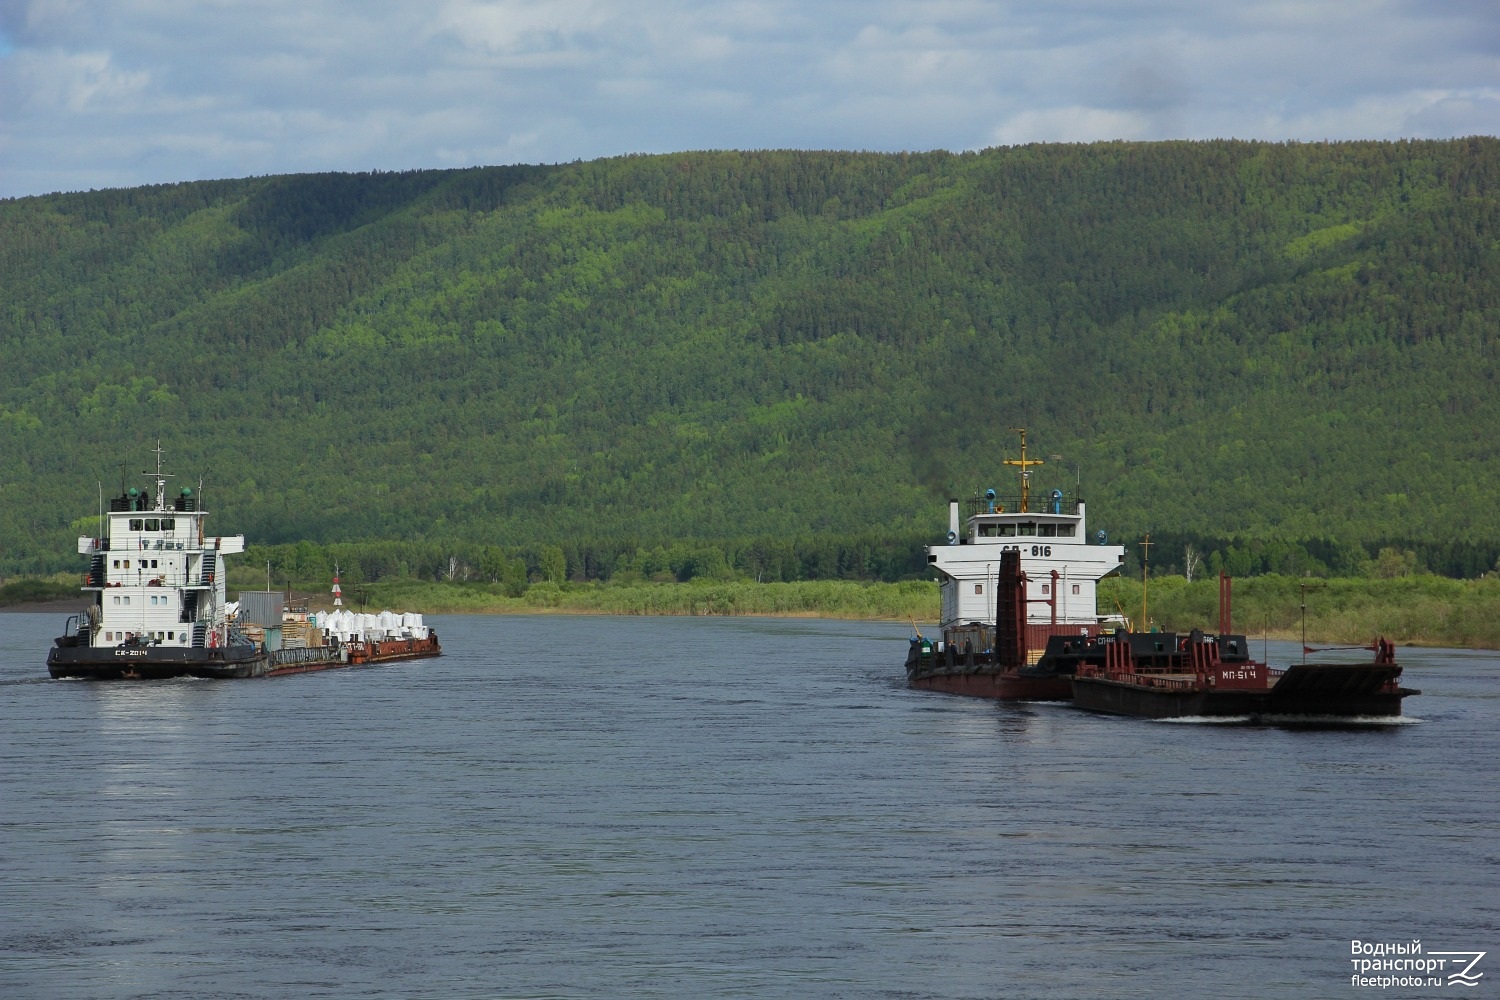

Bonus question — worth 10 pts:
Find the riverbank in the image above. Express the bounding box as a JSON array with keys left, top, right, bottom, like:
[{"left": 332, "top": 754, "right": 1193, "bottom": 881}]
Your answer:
[
  {"left": 10, "top": 574, "right": 1500, "bottom": 649},
  {"left": 288, "top": 578, "right": 938, "bottom": 622},
  {"left": 1101, "top": 573, "right": 1500, "bottom": 650}
]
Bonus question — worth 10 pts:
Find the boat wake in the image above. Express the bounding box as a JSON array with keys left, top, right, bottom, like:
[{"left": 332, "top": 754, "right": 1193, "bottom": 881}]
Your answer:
[
  {"left": 1156, "top": 713, "right": 1423, "bottom": 727},
  {"left": 1256, "top": 713, "right": 1423, "bottom": 727}
]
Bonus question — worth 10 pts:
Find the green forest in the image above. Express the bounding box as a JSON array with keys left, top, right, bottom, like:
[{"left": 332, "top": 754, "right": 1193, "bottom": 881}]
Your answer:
[{"left": 2, "top": 139, "right": 1497, "bottom": 587}]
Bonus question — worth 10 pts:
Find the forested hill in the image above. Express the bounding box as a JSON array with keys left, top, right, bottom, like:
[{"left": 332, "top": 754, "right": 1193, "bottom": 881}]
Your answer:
[{"left": 2, "top": 139, "right": 1498, "bottom": 580}]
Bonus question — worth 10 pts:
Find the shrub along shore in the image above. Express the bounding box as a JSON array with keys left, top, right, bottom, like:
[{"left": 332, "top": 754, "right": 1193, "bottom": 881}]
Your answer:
[
  {"left": 254, "top": 573, "right": 1500, "bottom": 649},
  {"left": 8, "top": 573, "right": 1500, "bottom": 649}
]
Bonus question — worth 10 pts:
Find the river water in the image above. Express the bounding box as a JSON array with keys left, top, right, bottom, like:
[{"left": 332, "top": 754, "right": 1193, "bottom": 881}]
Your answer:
[{"left": 1, "top": 612, "right": 1494, "bottom": 999}]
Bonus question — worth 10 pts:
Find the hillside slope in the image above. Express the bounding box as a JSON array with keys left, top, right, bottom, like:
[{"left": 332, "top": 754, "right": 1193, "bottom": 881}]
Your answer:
[{"left": 1, "top": 140, "right": 1497, "bottom": 577}]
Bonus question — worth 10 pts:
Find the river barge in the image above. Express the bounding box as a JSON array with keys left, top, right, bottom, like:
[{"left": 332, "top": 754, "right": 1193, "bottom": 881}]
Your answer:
[
  {"left": 47, "top": 444, "right": 440, "bottom": 680},
  {"left": 906, "top": 430, "right": 1126, "bottom": 699},
  {"left": 1038, "top": 574, "right": 1418, "bottom": 720}
]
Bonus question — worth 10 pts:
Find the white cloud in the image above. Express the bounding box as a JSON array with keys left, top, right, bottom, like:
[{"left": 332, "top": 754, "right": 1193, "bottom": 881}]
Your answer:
[
  {"left": 11, "top": 48, "right": 151, "bottom": 113},
  {"left": 991, "top": 106, "right": 1153, "bottom": 146}
]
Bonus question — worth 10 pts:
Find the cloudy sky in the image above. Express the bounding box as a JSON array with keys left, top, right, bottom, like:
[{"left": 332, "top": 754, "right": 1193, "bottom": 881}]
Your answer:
[{"left": 1, "top": 0, "right": 1496, "bottom": 199}]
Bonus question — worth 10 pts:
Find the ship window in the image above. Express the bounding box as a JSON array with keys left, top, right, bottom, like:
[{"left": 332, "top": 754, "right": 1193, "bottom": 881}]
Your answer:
[
  {"left": 1072, "top": 584, "right": 1081, "bottom": 595},
  {"left": 112, "top": 596, "right": 120, "bottom": 605},
  {"left": 150, "top": 560, "right": 158, "bottom": 568},
  {"left": 145, "top": 519, "right": 159, "bottom": 531},
  {"left": 998, "top": 525, "right": 1016, "bottom": 536},
  {"left": 1042, "top": 584, "right": 1051, "bottom": 595},
  {"left": 130, "top": 519, "right": 143, "bottom": 530},
  {"left": 1018, "top": 523, "right": 1036, "bottom": 536},
  {"left": 123, "top": 560, "right": 130, "bottom": 569},
  {"left": 1039, "top": 524, "right": 1056, "bottom": 537},
  {"left": 978, "top": 524, "right": 997, "bottom": 537},
  {"left": 974, "top": 584, "right": 983, "bottom": 595},
  {"left": 106, "top": 631, "right": 113, "bottom": 641},
  {"left": 113, "top": 559, "right": 120, "bottom": 568},
  {"left": 161, "top": 518, "right": 174, "bottom": 531},
  {"left": 168, "top": 632, "right": 175, "bottom": 641},
  {"left": 1057, "top": 525, "right": 1075, "bottom": 537}
]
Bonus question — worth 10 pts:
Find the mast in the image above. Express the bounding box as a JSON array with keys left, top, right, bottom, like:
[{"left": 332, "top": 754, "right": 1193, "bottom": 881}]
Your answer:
[
  {"left": 143, "top": 439, "right": 173, "bottom": 512},
  {"left": 1139, "top": 533, "right": 1153, "bottom": 630},
  {"left": 1003, "top": 427, "right": 1044, "bottom": 513}
]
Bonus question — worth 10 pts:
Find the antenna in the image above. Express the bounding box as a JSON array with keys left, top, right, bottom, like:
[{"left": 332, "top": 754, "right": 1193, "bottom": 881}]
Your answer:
[
  {"left": 140, "top": 439, "right": 173, "bottom": 512},
  {"left": 1139, "top": 533, "right": 1153, "bottom": 631}
]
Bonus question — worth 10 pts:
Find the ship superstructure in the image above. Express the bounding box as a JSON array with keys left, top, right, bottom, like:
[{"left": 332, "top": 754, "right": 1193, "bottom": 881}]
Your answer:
[
  {"left": 925, "top": 431, "right": 1126, "bottom": 649},
  {"left": 79, "top": 445, "right": 239, "bottom": 651}
]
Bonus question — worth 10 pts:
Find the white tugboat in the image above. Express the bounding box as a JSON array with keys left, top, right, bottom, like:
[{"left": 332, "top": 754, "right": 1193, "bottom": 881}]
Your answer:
[
  {"left": 907, "top": 430, "right": 1128, "bottom": 699},
  {"left": 47, "top": 444, "right": 440, "bottom": 679},
  {"left": 48, "top": 444, "right": 267, "bottom": 679}
]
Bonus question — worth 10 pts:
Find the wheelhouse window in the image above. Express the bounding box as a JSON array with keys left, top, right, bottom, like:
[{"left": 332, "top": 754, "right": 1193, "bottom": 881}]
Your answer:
[
  {"left": 1058, "top": 525, "right": 1076, "bottom": 537},
  {"left": 1039, "top": 524, "right": 1057, "bottom": 537},
  {"left": 144, "top": 519, "right": 159, "bottom": 531},
  {"left": 1018, "top": 523, "right": 1036, "bottom": 536},
  {"left": 129, "top": 519, "right": 143, "bottom": 530},
  {"left": 998, "top": 525, "right": 1016, "bottom": 537}
]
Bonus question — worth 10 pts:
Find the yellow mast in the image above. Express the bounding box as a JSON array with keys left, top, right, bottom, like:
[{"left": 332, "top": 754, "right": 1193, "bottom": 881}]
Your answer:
[{"left": 1003, "top": 427, "right": 1044, "bottom": 513}]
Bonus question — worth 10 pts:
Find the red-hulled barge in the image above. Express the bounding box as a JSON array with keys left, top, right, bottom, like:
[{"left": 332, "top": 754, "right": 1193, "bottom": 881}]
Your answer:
[
  {"left": 264, "top": 633, "right": 443, "bottom": 676},
  {"left": 1037, "top": 573, "right": 1419, "bottom": 720}
]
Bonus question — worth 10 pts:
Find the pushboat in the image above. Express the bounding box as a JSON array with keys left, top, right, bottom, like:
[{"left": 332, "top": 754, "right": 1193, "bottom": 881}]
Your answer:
[
  {"left": 47, "top": 443, "right": 439, "bottom": 679},
  {"left": 904, "top": 430, "right": 1126, "bottom": 699}
]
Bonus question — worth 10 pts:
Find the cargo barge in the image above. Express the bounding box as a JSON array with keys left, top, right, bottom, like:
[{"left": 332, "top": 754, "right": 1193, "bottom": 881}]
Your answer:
[
  {"left": 906, "top": 430, "right": 1126, "bottom": 699},
  {"left": 47, "top": 444, "right": 440, "bottom": 680},
  {"left": 1025, "top": 567, "right": 1417, "bottom": 720}
]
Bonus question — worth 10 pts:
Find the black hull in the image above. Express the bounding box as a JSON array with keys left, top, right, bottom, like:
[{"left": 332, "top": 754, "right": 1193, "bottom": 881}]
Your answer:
[
  {"left": 47, "top": 636, "right": 442, "bottom": 680},
  {"left": 47, "top": 644, "right": 271, "bottom": 680},
  {"left": 1072, "top": 662, "right": 1417, "bottom": 720}
]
